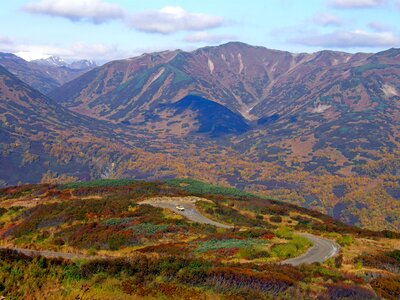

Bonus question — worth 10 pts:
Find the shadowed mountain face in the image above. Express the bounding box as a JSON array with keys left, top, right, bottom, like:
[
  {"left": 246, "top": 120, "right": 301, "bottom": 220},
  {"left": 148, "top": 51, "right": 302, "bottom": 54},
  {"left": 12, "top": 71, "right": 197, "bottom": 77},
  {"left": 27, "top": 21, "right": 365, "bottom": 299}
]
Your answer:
[
  {"left": 0, "top": 53, "right": 96, "bottom": 94},
  {"left": 157, "top": 95, "right": 249, "bottom": 137}
]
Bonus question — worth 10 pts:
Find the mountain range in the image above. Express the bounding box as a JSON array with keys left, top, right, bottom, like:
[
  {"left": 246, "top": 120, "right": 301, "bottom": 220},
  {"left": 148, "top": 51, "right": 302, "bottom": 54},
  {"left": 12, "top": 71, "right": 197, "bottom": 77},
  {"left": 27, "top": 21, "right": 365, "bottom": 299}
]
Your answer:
[
  {"left": 0, "top": 53, "right": 97, "bottom": 94},
  {"left": 0, "top": 42, "right": 399, "bottom": 231},
  {"left": 32, "top": 55, "right": 96, "bottom": 70}
]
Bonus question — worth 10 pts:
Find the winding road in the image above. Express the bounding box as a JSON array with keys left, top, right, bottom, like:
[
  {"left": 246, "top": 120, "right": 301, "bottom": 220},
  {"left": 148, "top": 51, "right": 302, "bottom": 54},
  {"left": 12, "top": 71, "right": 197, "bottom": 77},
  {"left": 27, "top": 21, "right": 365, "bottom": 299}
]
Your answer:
[
  {"left": 1, "top": 197, "right": 339, "bottom": 265},
  {"left": 282, "top": 233, "right": 340, "bottom": 266},
  {"left": 142, "top": 197, "right": 340, "bottom": 265},
  {"left": 140, "top": 196, "right": 233, "bottom": 229}
]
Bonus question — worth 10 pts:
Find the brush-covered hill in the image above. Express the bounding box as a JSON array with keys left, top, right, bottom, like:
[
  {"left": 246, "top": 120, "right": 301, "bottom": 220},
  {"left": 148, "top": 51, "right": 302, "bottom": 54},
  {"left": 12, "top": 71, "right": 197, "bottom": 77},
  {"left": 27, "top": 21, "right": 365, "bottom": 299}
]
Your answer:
[{"left": 0, "top": 179, "right": 399, "bottom": 299}]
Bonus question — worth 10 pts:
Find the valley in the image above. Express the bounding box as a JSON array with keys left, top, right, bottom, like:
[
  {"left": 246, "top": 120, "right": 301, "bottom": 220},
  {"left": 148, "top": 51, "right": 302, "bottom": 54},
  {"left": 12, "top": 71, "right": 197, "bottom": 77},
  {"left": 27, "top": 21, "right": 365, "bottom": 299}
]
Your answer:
[{"left": 0, "top": 43, "right": 399, "bottom": 232}]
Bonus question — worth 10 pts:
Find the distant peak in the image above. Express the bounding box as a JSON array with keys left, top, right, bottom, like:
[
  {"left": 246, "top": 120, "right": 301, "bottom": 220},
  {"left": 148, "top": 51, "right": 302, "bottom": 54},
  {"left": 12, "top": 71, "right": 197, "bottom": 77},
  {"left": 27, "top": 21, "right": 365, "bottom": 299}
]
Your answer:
[
  {"left": 32, "top": 56, "right": 68, "bottom": 67},
  {"left": 48, "top": 56, "right": 65, "bottom": 62},
  {"left": 70, "top": 59, "right": 97, "bottom": 70},
  {"left": 31, "top": 56, "right": 97, "bottom": 70}
]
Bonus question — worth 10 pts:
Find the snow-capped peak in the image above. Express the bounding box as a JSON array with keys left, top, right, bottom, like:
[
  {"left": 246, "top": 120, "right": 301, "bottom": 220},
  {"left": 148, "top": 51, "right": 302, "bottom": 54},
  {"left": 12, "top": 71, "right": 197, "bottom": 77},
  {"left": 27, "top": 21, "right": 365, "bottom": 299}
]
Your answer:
[
  {"left": 32, "top": 56, "right": 68, "bottom": 67},
  {"left": 70, "top": 59, "right": 97, "bottom": 70},
  {"left": 31, "top": 56, "right": 97, "bottom": 70}
]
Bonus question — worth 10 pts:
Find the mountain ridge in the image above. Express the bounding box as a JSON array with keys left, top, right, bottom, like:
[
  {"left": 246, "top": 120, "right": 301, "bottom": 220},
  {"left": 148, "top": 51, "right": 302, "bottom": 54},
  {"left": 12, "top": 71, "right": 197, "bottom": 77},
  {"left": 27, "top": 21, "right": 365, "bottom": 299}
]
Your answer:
[
  {"left": 49, "top": 42, "right": 380, "bottom": 121},
  {"left": 32, "top": 55, "right": 97, "bottom": 70},
  {"left": 0, "top": 53, "right": 97, "bottom": 94}
]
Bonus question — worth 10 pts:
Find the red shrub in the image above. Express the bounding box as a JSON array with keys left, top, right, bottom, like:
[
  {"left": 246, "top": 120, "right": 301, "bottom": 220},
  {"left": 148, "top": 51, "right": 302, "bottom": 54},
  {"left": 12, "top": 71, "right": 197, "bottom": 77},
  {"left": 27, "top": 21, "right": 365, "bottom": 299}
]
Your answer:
[
  {"left": 370, "top": 276, "right": 400, "bottom": 300},
  {"left": 324, "top": 283, "right": 378, "bottom": 300},
  {"left": 261, "top": 233, "right": 275, "bottom": 240},
  {"left": 208, "top": 267, "right": 294, "bottom": 294},
  {"left": 216, "top": 248, "right": 240, "bottom": 257},
  {"left": 136, "top": 243, "right": 189, "bottom": 255}
]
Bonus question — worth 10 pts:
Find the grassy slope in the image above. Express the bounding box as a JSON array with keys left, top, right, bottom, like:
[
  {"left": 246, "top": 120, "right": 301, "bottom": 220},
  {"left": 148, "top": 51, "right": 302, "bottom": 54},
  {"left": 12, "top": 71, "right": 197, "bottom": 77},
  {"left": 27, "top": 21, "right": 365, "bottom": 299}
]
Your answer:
[{"left": 0, "top": 179, "right": 399, "bottom": 299}]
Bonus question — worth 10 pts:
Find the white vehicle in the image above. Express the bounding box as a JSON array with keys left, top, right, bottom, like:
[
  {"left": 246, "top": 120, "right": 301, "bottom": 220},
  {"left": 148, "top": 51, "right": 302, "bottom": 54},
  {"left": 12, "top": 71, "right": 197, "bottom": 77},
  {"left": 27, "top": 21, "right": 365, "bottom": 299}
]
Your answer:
[{"left": 176, "top": 205, "right": 185, "bottom": 211}]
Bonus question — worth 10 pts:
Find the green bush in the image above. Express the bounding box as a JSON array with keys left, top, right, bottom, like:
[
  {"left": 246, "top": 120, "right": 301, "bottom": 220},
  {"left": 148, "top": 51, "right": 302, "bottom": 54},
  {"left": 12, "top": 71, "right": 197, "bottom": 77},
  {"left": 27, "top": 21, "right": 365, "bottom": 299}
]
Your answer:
[
  {"left": 269, "top": 215, "right": 282, "bottom": 223},
  {"left": 166, "top": 178, "right": 259, "bottom": 198},
  {"left": 59, "top": 179, "right": 137, "bottom": 190},
  {"left": 271, "top": 243, "right": 298, "bottom": 258},
  {"left": 336, "top": 235, "right": 353, "bottom": 247},
  {"left": 238, "top": 245, "right": 270, "bottom": 260},
  {"left": 176, "top": 260, "right": 211, "bottom": 284},
  {"left": 102, "top": 217, "right": 135, "bottom": 226},
  {"left": 63, "top": 264, "right": 81, "bottom": 281},
  {"left": 275, "top": 226, "right": 293, "bottom": 239},
  {"left": 271, "top": 235, "right": 313, "bottom": 259},
  {"left": 0, "top": 207, "right": 7, "bottom": 217},
  {"left": 127, "top": 223, "right": 168, "bottom": 235},
  {"left": 292, "top": 235, "right": 313, "bottom": 248},
  {"left": 196, "top": 239, "right": 263, "bottom": 253},
  {"left": 387, "top": 250, "right": 400, "bottom": 262}
]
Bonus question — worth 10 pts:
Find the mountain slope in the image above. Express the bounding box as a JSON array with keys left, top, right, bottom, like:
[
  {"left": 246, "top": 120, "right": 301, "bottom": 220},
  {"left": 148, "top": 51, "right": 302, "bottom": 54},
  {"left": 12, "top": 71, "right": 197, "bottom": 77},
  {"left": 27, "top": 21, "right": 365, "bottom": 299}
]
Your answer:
[
  {"left": 0, "top": 65, "right": 132, "bottom": 185},
  {"left": 0, "top": 53, "right": 96, "bottom": 94},
  {"left": 1, "top": 179, "right": 398, "bottom": 299},
  {"left": 0, "top": 53, "right": 60, "bottom": 94}
]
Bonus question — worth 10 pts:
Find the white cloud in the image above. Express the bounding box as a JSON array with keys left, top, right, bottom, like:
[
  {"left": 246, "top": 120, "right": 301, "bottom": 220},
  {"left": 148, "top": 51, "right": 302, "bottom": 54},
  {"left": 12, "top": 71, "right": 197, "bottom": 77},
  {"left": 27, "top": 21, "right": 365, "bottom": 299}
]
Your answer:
[
  {"left": 290, "top": 29, "right": 400, "bottom": 48},
  {"left": 15, "top": 51, "right": 52, "bottom": 61},
  {"left": 23, "top": 0, "right": 125, "bottom": 24},
  {"left": 1, "top": 41, "right": 123, "bottom": 62},
  {"left": 329, "top": 0, "right": 385, "bottom": 8},
  {"left": 183, "top": 32, "right": 236, "bottom": 44},
  {"left": 22, "top": 3, "right": 225, "bottom": 35},
  {"left": 312, "top": 13, "right": 342, "bottom": 27},
  {"left": 368, "top": 21, "right": 392, "bottom": 32},
  {"left": 128, "top": 6, "right": 224, "bottom": 34},
  {"left": 69, "top": 41, "right": 119, "bottom": 58},
  {"left": 0, "top": 35, "right": 13, "bottom": 45}
]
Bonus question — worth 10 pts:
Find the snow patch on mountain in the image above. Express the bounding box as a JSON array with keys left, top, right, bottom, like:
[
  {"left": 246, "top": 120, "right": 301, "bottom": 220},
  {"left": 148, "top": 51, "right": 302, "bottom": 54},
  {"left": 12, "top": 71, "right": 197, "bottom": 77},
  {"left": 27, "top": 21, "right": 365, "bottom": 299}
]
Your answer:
[
  {"left": 382, "top": 84, "right": 398, "bottom": 97},
  {"left": 312, "top": 104, "right": 331, "bottom": 113},
  {"left": 208, "top": 58, "right": 214, "bottom": 74}
]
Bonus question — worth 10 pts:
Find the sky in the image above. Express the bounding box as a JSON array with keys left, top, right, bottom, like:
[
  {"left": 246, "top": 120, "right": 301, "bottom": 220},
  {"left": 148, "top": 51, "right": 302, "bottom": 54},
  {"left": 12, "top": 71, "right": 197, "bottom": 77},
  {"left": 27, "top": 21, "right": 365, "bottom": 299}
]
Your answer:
[{"left": 0, "top": 0, "right": 400, "bottom": 63}]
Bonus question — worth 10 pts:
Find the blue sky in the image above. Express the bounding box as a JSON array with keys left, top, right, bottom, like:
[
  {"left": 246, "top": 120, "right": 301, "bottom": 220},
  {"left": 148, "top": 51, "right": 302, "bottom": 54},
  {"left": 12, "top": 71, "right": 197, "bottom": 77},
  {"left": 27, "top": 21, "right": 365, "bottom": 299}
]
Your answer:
[{"left": 0, "top": 0, "right": 399, "bottom": 62}]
